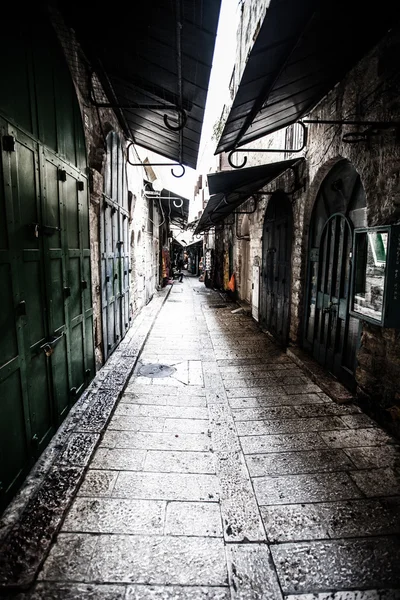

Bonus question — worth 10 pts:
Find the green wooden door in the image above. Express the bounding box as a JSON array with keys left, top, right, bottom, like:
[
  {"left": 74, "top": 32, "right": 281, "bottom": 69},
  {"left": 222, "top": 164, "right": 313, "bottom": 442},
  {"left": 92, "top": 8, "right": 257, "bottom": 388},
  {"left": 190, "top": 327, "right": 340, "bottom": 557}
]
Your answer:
[
  {"left": 0, "top": 13, "right": 94, "bottom": 510},
  {"left": 101, "top": 132, "right": 130, "bottom": 360},
  {"left": 0, "top": 119, "right": 94, "bottom": 510}
]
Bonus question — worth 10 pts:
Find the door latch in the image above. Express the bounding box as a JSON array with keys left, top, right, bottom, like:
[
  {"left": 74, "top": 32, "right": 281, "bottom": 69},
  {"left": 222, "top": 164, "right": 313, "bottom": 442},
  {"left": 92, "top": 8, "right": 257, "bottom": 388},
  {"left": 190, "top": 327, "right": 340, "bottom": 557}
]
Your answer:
[
  {"left": 40, "top": 332, "right": 64, "bottom": 356},
  {"left": 323, "top": 301, "right": 338, "bottom": 314}
]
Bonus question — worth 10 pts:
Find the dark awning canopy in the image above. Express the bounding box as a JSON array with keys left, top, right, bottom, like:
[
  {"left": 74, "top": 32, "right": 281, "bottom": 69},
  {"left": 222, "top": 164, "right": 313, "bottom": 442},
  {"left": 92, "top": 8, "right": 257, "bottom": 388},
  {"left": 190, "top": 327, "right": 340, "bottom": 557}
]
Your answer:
[
  {"left": 160, "top": 189, "right": 189, "bottom": 228},
  {"left": 58, "top": 1, "right": 221, "bottom": 169},
  {"left": 216, "top": 0, "right": 399, "bottom": 154},
  {"left": 194, "top": 159, "right": 297, "bottom": 233}
]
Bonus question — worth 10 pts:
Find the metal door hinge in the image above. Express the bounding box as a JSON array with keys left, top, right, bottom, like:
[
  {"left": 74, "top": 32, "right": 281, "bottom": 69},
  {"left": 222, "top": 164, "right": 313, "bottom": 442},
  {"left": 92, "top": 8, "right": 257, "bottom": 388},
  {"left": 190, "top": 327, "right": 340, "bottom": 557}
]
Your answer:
[
  {"left": 77, "top": 181, "right": 84, "bottom": 191},
  {"left": 31, "top": 434, "right": 39, "bottom": 447},
  {"left": 63, "top": 287, "right": 71, "bottom": 297},
  {"left": 2, "top": 135, "right": 15, "bottom": 152},
  {"left": 58, "top": 169, "right": 67, "bottom": 182},
  {"left": 81, "top": 280, "right": 88, "bottom": 289},
  {"left": 85, "top": 369, "right": 91, "bottom": 377}
]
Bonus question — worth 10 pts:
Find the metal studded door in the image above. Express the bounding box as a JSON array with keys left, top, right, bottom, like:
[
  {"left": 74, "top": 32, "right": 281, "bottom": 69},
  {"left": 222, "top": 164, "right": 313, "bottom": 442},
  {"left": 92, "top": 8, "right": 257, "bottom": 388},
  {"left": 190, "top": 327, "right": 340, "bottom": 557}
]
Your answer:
[
  {"left": 101, "top": 132, "right": 130, "bottom": 360},
  {"left": 0, "top": 14, "right": 94, "bottom": 510},
  {"left": 310, "top": 214, "right": 353, "bottom": 383},
  {"left": 304, "top": 160, "right": 367, "bottom": 389},
  {"left": 260, "top": 192, "right": 293, "bottom": 345}
]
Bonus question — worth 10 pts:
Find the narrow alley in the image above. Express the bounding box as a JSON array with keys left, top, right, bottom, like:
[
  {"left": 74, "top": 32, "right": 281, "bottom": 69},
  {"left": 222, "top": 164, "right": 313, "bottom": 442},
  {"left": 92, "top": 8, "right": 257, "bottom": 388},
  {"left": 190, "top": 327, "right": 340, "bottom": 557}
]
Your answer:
[{"left": 11, "top": 276, "right": 400, "bottom": 599}]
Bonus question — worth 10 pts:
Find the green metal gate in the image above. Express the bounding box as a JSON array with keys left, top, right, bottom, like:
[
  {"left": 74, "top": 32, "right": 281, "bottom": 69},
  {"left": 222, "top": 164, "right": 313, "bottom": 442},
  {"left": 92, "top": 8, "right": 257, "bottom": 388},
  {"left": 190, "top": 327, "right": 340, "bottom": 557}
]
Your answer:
[
  {"left": 101, "top": 132, "right": 130, "bottom": 360},
  {"left": 0, "top": 15, "right": 94, "bottom": 510}
]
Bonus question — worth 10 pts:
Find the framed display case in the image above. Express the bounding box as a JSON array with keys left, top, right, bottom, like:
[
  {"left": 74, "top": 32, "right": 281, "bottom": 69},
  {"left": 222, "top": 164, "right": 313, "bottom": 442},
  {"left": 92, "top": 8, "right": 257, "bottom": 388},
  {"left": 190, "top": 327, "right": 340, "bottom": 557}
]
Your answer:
[{"left": 350, "top": 225, "right": 400, "bottom": 327}]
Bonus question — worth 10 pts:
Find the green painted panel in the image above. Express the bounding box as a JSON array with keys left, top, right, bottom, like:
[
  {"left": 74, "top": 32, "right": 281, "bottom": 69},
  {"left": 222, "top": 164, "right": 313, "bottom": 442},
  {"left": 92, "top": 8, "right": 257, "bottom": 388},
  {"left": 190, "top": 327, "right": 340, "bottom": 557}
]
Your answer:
[
  {"left": 28, "top": 352, "right": 51, "bottom": 448},
  {"left": 44, "top": 160, "right": 62, "bottom": 248},
  {"left": 68, "top": 256, "right": 82, "bottom": 320},
  {"left": 0, "top": 31, "right": 32, "bottom": 133},
  {"left": 65, "top": 174, "right": 79, "bottom": 249},
  {"left": 23, "top": 261, "right": 45, "bottom": 347},
  {"left": 52, "top": 334, "right": 70, "bottom": 419},
  {"left": 54, "top": 60, "right": 76, "bottom": 165},
  {"left": 0, "top": 370, "right": 28, "bottom": 496},
  {"left": 85, "top": 315, "right": 95, "bottom": 380},
  {"left": 83, "top": 257, "right": 92, "bottom": 310},
  {"left": 0, "top": 264, "right": 18, "bottom": 367},
  {"left": 50, "top": 258, "right": 65, "bottom": 331},
  {"left": 34, "top": 38, "right": 57, "bottom": 153},
  {"left": 15, "top": 141, "right": 39, "bottom": 250},
  {"left": 0, "top": 152, "right": 7, "bottom": 250},
  {"left": 80, "top": 186, "right": 89, "bottom": 250},
  {"left": 70, "top": 323, "right": 84, "bottom": 391}
]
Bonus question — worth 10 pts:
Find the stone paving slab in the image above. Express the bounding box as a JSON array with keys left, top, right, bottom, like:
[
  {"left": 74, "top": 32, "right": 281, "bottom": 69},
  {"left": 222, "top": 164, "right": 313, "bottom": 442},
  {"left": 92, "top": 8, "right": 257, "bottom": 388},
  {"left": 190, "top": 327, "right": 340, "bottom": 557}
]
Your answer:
[
  {"left": 125, "top": 586, "right": 231, "bottom": 599},
  {"left": 245, "top": 449, "right": 354, "bottom": 477},
  {"left": 271, "top": 537, "right": 400, "bottom": 593},
  {"left": 349, "top": 467, "right": 400, "bottom": 497},
  {"left": 120, "top": 393, "right": 207, "bottom": 407},
  {"left": 226, "top": 543, "right": 283, "bottom": 599},
  {"left": 261, "top": 498, "right": 400, "bottom": 542},
  {"left": 124, "top": 384, "right": 206, "bottom": 396},
  {"left": 343, "top": 445, "right": 400, "bottom": 469},
  {"left": 253, "top": 471, "right": 362, "bottom": 505},
  {"left": 62, "top": 497, "right": 166, "bottom": 534},
  {"left": 99, "top": 431, "right": 211, "bottom": 452},
  {"left": 293, "top": 403, "right": 362, "bottom": 417},
  {"left": 165, "top": 501, "right": 222, "bottom": 537},
  {"left": 39, "top": 533, "right": 228, "bottom": 586},
  {"left": 240, "top": 432, "right": 329, "bottom": 454},
  {"left": 111, "top": 471, "right": 219, "bottom": 502},
  {"left": 232, "top": 406, "right": 296, "bottom": 420},
  {"left": 16, "top": 582, "right": 127, "bottom": 600},
  {"left": 143, "top": 451, "right": 215, "bottom": 474},
  {"left": 90, "top": 448, "right": 146, "bottom": 471},
  {"left": 285, "top": 591, "right": 400, "bottom": 600},
  {"left": 320, "top": 428, "right": 398, "bottom": 448},
  {"left": 107, "top": 416, "right": 165, "bottom": 432},
  {"left": 114, "top": 404, "right": 208, "bottom": 420},
  {"left": 229, "top": 394, "right": 328, "bottom": 408},
  {"left": 235, "top": 416, "right": 347, "bottom": 436}
]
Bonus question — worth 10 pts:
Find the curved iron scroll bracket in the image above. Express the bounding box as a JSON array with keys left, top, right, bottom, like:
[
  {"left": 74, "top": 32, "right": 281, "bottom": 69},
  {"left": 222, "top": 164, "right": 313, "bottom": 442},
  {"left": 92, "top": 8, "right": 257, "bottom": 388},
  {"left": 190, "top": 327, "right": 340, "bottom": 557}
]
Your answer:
[
  {"left": 90, "top": 74, "right": 187, "bottom": 133},
  {"left": 228, "top": 122, "right": 308, "bottom": 169},
  {"left": 127, "top": 143, "right": 185, "bottom": 178}
]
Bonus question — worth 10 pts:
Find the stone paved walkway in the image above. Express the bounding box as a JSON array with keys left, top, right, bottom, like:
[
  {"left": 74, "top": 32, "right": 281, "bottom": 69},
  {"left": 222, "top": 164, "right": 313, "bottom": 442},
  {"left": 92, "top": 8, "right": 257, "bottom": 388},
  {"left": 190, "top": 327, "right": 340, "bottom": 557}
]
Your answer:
[{"left": 18, "top": 277, "right": 400, "bottom": 599}]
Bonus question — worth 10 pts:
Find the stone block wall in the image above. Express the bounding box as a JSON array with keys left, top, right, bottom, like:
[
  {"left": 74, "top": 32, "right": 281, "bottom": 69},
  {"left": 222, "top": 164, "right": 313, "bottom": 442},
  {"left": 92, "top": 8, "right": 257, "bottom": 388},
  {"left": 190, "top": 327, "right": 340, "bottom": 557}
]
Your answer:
[
  {"left": 218, "top": 17, "right": 400, "bottom": 434},
  {"left": 51, "top": 9, "right": 160, "bottom": 367}
]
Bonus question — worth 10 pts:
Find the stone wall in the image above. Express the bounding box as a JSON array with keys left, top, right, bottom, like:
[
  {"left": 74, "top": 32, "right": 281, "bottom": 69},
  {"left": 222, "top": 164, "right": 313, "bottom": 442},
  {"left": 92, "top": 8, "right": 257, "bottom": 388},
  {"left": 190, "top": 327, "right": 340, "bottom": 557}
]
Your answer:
[
  {"left": 218, "top": 14, "right": 400, "bottom": 434},
  {"left": 51, "top": 10, "right": 161, "bottom": 367}
]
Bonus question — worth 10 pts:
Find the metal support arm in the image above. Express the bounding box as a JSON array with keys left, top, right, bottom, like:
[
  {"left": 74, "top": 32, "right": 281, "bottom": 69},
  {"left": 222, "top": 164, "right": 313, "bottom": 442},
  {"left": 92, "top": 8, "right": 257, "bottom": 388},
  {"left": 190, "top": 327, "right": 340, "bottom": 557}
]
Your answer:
[
  {"left": 127, "top": 143, "right": 185, "bottom": 178},
  {"left": 228, "top": 122, "right": 308, "bottom": 168}
]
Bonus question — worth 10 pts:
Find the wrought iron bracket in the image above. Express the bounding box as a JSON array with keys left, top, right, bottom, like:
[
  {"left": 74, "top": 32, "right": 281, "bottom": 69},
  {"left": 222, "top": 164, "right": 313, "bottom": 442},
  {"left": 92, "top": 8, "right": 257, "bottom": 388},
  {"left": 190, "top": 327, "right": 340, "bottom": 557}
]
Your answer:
[
  {"left": 127, "top": 143, "right": 185, "bottom": 178},
  {"left": 301, "top": 119, "right": 400, "bottom": 144},
  {"left": 233, "top": 196, "right": 258, "bottom": 215},
  {"left": 89, "top": 75, "right": 187, "bottom": 132},
  {"left": 228, "top": 122, "right": 308, "bottom": 168}
]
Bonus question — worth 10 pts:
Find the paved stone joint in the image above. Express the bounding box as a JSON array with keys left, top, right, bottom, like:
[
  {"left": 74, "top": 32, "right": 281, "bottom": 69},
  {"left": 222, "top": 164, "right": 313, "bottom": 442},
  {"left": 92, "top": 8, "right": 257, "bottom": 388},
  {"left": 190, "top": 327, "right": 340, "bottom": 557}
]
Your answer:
[{"left": 3, "top": 278, "right": 400, "bottom": 599}]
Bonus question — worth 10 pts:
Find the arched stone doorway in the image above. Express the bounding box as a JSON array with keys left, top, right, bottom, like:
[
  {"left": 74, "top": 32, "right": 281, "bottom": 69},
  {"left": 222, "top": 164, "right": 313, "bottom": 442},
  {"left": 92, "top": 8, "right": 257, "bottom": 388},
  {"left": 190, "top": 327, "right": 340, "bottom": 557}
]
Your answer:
[
  {"left": 239, "top": 215, "right": 251, "bottom": 303},
  {"left": 304, "top": 159, "right": 367, "bottom": 389},
  {"left": 260, "top": 191, "right": 293, "bottom": 345}
]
